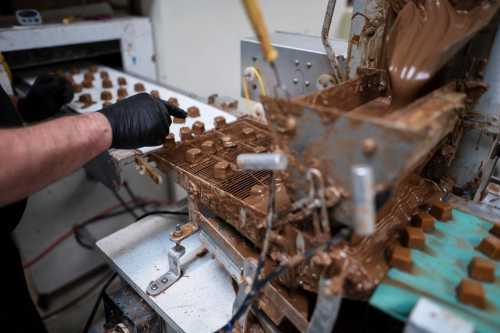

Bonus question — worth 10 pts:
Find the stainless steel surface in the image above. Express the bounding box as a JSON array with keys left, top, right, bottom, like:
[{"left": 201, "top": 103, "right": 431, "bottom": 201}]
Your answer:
[
  {"left": 307, "top": 278, "right": 342, "bottom": 333},
  {"left": 449, "top": 24, "right": 500, "bottom": 189},
  {"left": 96, "top": 214, "right": 236, "bottom": 333},
  {"left": 404, "top": 298, "right": 474, "bottom": 333},
  {"left": 241, "top": 31, "right": 347, "bottom": 100},
  {"left": 146, "top": 243, "right": 186, "bottom": 296}
]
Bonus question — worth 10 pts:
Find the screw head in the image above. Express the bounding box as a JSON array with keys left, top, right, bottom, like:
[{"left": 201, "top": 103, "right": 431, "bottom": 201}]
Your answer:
[
  {"left": 151, "top": 283, "right": 158, "bottom": 290},
  {"left": 294, "top": 59, "right": 300, "bottom": 66},
  {"left": 305, "top": 81, "right": 310, "bottom": 87},
  {"left": 306, "top": 62, "right": 312, "bottom": 68},
  {"left": 293, "top": 78, "right": 299, "bottom": 84},
  {"left": 161, "top": 277, "right": 168, "bottom": 283}
]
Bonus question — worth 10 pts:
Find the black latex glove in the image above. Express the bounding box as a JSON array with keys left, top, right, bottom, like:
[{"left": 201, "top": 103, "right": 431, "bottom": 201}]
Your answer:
[
  {"left": 99, "top": 93, "right": 187, "bottom": 149},
  {"left": 18, "top": 74, "right": 74, "bottom": 123}
]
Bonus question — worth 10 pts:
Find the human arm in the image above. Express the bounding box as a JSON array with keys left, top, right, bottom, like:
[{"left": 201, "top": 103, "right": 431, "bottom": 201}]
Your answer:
[
  {"left": 0, "top": 93, "right": 186, "bottom": 205},
  {"left": 0, "top": 112, "right": 111, "bottom": 204}
]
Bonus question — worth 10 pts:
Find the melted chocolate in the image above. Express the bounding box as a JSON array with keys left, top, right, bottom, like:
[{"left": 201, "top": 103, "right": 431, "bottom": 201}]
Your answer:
[{"left": 386, "top": 0, "right": 499, "bottom": 106}]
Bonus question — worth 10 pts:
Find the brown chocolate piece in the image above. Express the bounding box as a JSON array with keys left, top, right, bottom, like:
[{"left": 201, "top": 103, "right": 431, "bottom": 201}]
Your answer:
[
  {"left": 490, "top": 224, "right": 500, "bottom": 238},
  {"left": 101, "top": 91, "right": 112, "bottom": 101},
  {"left": 117, "top": 88, "right": 128, "bottom": 98},
  {"left": 82, "top": 80, "right": 93, "bottom": 89},
  {"left": 100, "top": 70, "right": 109, "bottom": 79},
  {"left": 244, "top": 185, "right": 268, "bottom": 211},
  {"left": 477, "top": 236, "right": 500, "bottom": 260},
  {"left": 220, "top": 135, "right": 236, "bottom": 148},
  {"left": 402, "top": 227, "right": 425, "bottom": 250},
  {"left": 192, "top": 121, "right": 205, "bottom": 135},
  {"left": 456, "top": 278, "right": 486, "bottom": 309},
  {"left": 468, "top": 257, "right": 495, "bottom": 282},
  {"left": 187, "top": 106, "right": 200, "bottom": 118},
  {"left": 151, "top": 90, "right": 160, "bottom": 98},
  {"left": 84, "top": 72, "right": 95, "bottom": 81},
  {"left": 429, "top": 202, "right": 453, "bottom": 221},
  {"left": 389, "top": 245, "right": 412, "bottom": 272},
  {"left": 172, "top": 117, "right": 185, "bottom": 124},
  {"left": 242, "top": 127, "right": 255, "bottom": 137},
  {"left": 102, "top": 102, "right": 112, "bottom": 108},
  {"left": 167, "top": 97, "right": 179, "bottom": 107},
  {"left": 117, "top": 77, "right": 127, "bottom": 86},
  {"left": 201, "top": 140, "right": 215, "bottom": 154},
  {"left": 79, "top": 93, "right": 92, "bottom": 104},
  {"left": 185, "top": 148, "right": 202, "bottom": 163},
  {"left": 88, "top": 64, "right": 98, "bottom": 73},
  {"left": 179, "top": 127, "right": 192, "bottom": 141},
  {"left": 72, "top": 83, "right": 82, "bottom": 93},
  {"left": 214, "top": 161, "right": 230, "bottom": 179},
  {"left": 102, "top": 79, "right": 113, "bottom": 88},
  {"left": 253, "top": 146, "right": 266, "bottom": 153},
  {"left": 134, "top": 83, "right": 145, "bottom": 92},
  {"left": 70, "top": 67, "right": 80, "bottom": 74},
  {"left": 163, "top": 133, "right": 176, "bottom": 150},
  {"left": 411, "top": 212, "right": 435, "bottom": 232},
  {"left": 214, "top": 116, "right": 226, "bottom": 129}
]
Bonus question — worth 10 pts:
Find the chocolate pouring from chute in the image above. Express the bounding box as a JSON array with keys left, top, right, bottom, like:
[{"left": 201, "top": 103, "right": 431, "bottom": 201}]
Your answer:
[{"left": 386, "top": 0, "right": 500, "bottom": 107}]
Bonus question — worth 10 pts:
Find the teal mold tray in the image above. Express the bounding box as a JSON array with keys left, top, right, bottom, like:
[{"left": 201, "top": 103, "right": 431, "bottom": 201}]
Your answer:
[{"left": 370, "top": 209, "right": 500, "bottom": 332}]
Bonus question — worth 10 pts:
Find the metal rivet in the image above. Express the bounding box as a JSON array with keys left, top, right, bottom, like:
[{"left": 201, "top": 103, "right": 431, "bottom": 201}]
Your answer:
[
  {"left": 306, "top": 62, "right": 312, "bottom": 68},
  {"left": 305, "top": 81, "right": 310, "bottom": 87},
  {"left": 293, "top": 78, "right": 299, "bottom": 84},
  {"left": 294, "top": 59, "right": 300, "bottom": 66},
  {"left": 161, "top": 277, "right": 168, "bottom": 283},
  {"left": 151, "top": 283, "right": 158, "bottom": 290}
]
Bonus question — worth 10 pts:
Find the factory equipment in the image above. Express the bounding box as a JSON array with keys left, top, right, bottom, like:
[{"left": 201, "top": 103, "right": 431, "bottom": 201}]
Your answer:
[{"left": 94, "top": 1, "right": 500, "bottom": 332}]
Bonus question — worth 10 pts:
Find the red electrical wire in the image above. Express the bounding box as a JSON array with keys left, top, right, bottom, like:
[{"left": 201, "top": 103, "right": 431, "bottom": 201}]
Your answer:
[{"left": 22, "top": 198, "right": 168, "bottom": 269}]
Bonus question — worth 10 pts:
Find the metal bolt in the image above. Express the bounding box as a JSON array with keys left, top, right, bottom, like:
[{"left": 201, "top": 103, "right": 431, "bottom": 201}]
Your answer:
[
  {"left": 305, "top": 81, "right": 310, "bottom": 87},
  {"left": 151, "top": 283, "right": 158, "bottom": 290},
  {"left": 362, "top": 138, "right": 377, "bottom": 156},
  {"left": 161, "top": 277, "right": 168, "bottom": 283},
  {"left": 306, "top": 62, "right": 312, "bottom": 68},
  {"left": 293, "top": 78, "right": 299, "bottom": 84},
  {"left": 173, "top": 224, "right": 182, "bottom": 237},
  {"left": 294, "top": 59, "right": 300, "bottom": 66}
]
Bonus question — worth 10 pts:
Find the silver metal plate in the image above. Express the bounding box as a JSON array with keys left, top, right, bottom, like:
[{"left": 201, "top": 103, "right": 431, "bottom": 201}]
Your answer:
[{"left": 96, "top": 214, "right": 236, "bottom": 333}]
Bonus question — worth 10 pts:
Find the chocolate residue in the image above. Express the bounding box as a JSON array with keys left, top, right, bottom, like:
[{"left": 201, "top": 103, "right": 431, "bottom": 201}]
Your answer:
[{"left": 386, "top": 0, "right": 499, "bottom": 107}]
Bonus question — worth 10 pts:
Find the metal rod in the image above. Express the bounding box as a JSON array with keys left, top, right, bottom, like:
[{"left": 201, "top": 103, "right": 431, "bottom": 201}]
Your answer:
[{"left": 351, "top": 165, "right": 375, "bottom": 236}]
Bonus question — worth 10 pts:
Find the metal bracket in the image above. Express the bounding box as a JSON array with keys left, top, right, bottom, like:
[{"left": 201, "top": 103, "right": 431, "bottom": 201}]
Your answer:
[{"left": 146, "top": 243, "right": 185, "bottom": 296}]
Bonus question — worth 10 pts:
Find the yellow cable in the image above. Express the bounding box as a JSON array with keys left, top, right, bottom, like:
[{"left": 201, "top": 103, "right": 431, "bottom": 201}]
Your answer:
[
  {"left": 251, "top": 67, "right": 267, "bottom": 97},
  {"left": 242, "top": 66, "right": 267, "bottom": 99},
  {"left": 242, "top": 76, "right": 251, "bottom": 100}
]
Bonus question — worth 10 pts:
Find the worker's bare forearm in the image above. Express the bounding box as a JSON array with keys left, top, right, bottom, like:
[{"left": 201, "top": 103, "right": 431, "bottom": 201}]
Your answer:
[{"left": 0, "top": 113, "right": 112, "bottom": 204}]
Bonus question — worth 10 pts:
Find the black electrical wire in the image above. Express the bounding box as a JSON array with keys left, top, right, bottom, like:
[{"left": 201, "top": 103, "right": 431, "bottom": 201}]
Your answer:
[
  {"left": 220, "top": 228, "right": 350, "bottom": 332},
  {"left": 123, "top": 181, "right": 148, "bottom": 214},
  {"left": 110, "top": 187, "right": 139, "bottom": 219},
  {"left": 82, "top": 273, "right": 118, "bottom": 333},
  {"left": 135, "top": 210, "right": 189, "bottom": 221},
  {"left": 41, "top": 271, "right": 112, "bottom": 321}
]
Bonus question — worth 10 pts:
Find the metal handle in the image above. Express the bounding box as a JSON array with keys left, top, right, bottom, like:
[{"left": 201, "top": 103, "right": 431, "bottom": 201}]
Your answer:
[
  {"left": 241, "top": 0, "right": 278, "bottom": 63},
  {"left": 237, "top": 153, "right": 288, "bottom": 171}
]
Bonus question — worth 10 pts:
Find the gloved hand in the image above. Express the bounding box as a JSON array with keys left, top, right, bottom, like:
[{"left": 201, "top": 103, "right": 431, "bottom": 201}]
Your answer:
[
  {"left": 17, "top": 74, "right": 74, "bottom": 123},
  {"left": 99, "top": 93, "right": 187, "bottom": 149}
]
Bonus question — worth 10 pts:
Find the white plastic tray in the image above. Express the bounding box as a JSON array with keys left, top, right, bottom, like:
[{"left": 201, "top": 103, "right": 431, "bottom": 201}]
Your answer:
[{"left": 25, "top": 65, "right": 236, "bottom": 154}]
